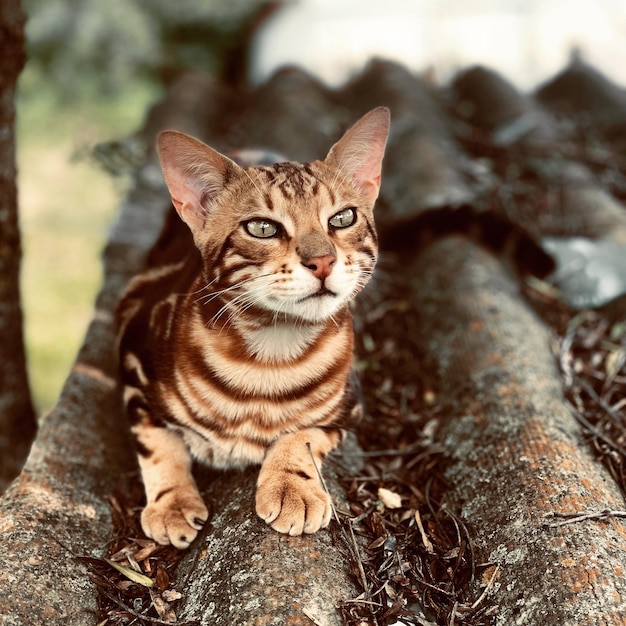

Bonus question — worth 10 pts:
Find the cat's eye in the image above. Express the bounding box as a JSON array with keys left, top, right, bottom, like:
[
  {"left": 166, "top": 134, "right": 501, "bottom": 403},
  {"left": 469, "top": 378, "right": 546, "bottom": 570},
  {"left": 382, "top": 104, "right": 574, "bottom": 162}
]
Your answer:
[
  {"left": 245, "top": 219, "right": 280, "bottom": 238},
  {"left": 329, "top": 208, "right": 356, "bottom": 229}
]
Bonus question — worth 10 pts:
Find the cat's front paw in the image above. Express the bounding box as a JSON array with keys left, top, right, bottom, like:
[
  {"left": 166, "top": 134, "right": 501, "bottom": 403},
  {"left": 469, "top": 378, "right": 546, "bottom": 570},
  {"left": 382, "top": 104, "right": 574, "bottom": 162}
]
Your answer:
[
  {"left": 141, "top": 489, "right": 209, "bottom": 549},
  {"left": 255, "top": 465, "right": 332, "bottom": 535}
]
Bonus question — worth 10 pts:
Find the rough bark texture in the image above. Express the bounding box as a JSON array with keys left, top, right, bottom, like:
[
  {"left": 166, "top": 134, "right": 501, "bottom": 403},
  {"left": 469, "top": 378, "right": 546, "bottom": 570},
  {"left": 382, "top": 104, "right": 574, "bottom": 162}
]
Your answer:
[
  {"left": 0, "top": 0, "right": 37, "bottom": 493},
  {"left": 451, "top": 64, "right": 626, "bottom": 242},
  {"left": 176, "top": 448, "right": 362, "bottom": 626},
  {"left": 227, "top": 66, "right": 344, "bottom": 163},
  {"left": 345, "top": 59, "right": 473, "bottom": 228},
  {"left": 407, "top": 237, "right": 626, "bottom": 624}
]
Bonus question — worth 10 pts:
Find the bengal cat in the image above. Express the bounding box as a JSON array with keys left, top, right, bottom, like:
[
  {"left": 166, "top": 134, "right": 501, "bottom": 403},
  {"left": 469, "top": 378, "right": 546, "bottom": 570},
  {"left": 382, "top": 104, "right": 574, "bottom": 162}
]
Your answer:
[{"left": 116, "top": 107, "right": 390, "bottom": 549}]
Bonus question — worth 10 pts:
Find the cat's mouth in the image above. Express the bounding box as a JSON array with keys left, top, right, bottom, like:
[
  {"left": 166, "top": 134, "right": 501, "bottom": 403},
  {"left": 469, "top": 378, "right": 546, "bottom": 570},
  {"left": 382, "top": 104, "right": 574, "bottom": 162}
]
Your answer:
[{"left": 301, "top": 287, "right": 336, "bottom": 301}]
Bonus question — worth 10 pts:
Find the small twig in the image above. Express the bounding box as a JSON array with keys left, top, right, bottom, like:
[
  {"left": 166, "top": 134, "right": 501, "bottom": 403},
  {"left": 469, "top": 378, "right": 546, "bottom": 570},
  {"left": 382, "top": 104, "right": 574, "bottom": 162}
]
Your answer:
[
  {"left": 442, "top": 507, "right": 476, "bottom": 586},
  {"left": 471, "top": 565, "right": 500, "bottom": 610},
  {"left": 302, "top": 607, "right": 323, "bottom": 626},
  {"left": 543, "top": 509, "right": 626, "bottom": 528},
  {"left": 566, "top": 402, "right": 626, "bottom": 458},
  {"left": 354, "top": 443, "right": 428, "bottom": 458},
  {"left": 559, "top": 330, "right": 576, "bottom": 389},
  {"left": 576, "top": 375, "right": 626, "bottom": 425},
  {"left": 343, "top": 598, "right": 383, "bottom": 607},
  {"left": 306, "top": 442, "right": 341, "bottom": 526},
  {"left": 346, "top": 513, "right": 371, "bottom": 597},
  {"left": 306, "top": 442, "right": 370, "bottom": 597},
  {"left": 414, "top": 509, "right": 435, "bottom": 554},
  {"left": 448, "top": 600, "right": 458, "bottom": 626}
]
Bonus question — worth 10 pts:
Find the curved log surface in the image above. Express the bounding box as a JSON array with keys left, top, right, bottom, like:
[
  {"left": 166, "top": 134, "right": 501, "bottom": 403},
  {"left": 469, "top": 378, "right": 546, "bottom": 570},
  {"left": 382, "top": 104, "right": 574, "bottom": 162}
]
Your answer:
[{"left": 408, "top": 236, "right": 626, "bottom": 624}]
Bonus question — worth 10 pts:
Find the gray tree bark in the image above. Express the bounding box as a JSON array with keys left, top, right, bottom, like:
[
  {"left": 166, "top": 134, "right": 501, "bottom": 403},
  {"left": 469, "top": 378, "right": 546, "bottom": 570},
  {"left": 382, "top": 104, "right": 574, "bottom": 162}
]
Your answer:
[
  {"left": 175, "top": 452, "right": 362, "bottom": 625},
  {"left": 408, "top": 236, "right": 626, "bottom": 624},
  {"left": 0, "top": 0, "right": 37, "bottom": 492},
  {"left": 0, "top": 74, "right": 206, "bottom": 626}
]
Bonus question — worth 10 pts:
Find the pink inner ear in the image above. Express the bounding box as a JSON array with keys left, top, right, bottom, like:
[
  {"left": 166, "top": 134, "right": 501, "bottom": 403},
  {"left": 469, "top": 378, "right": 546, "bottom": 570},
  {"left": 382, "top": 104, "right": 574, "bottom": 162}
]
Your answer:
[
  {"left": 359, "top": 175, "right": 382, "bottom": 203},
  {"left": 327, "top": 107, "right": 390, "bottom": 202},
  {"left": 169, "top": 192, "right": 206, "bottom": 230},
  {"left": 352, "top": 149, "right": 385, "bottom": 194},
  {"left": 157, "top": 130, "right": 240, "bottom": 233}
]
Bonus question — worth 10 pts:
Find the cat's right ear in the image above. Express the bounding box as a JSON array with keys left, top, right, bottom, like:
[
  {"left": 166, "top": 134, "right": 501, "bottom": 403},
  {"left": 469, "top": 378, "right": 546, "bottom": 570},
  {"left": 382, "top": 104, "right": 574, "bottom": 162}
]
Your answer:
[
  {"left": 325, "top": 106, "right": 390, "bottom": 204},
  {"left": 157, "top": 131, "right": 241, "bottom": 231}
]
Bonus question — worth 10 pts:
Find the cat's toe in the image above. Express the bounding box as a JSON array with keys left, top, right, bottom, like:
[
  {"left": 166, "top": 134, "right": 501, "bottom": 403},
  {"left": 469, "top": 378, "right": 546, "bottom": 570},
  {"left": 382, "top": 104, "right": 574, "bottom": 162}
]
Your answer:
[
  {"left": 302, "top": 496, "right": 332, "bottom": 534},
  {"left": 141, "top": 492, "right": 209, "bottom": 549},
  {"left": 255, "top": 475, "right": 332, "bottom": 536}
]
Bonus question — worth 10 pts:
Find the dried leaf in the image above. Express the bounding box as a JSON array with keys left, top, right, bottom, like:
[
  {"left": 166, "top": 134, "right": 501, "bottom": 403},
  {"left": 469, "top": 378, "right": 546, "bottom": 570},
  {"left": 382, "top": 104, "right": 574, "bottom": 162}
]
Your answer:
[
  {"left": 423, "top": 389, "right": 436, "bottom": 406},
  {"left": 368, "top": 535, "right": 387, "bottom": 550},
  {"left": 155, "top": 564, "right": 170, "bottom": 593},
  {"left": 162, "top": 589, "right": 182, "bottom": 602},
  {"left": 480, "top": 564, "right": 500, "bottom": 586},
  {"left": 150, "top": 589, "right": 170, "bottom": 616},
  {"left": 134, "top": 542, "right": 158, "bottom": 562},
  {"left": 115, "top": 580, "right": 136, "bottom": 592},
  {"left": 384, "top": 580, "right": 397, "bottom": 600},
  {"left": 605, "top": 347, "right": 625, "bottom": 381},
  {"left": 443, "top": 547, "right": 460, "bottom": 560},
  {"left": 378, "top": 487, "right": 403, "bottom": 509},
  {"left": 414, "top": 510, "right": 435, "bottom": 554},
  {"left": 150, "top": 590, "right": 177, "bottom": 623},
  {"left": 104, "top": 558, "right": 154, "bottom": 588}
]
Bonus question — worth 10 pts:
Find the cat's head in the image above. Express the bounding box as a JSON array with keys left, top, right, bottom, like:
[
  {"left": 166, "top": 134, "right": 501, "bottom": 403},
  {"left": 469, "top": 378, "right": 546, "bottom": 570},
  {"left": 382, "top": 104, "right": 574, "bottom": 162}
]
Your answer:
[{"left": 157, "top": 107, "right": 390, "bottom": 323}]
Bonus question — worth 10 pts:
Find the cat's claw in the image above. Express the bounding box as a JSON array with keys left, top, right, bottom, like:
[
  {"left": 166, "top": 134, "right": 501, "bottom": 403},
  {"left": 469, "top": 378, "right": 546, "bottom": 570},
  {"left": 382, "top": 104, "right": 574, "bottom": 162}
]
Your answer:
[
  {"left": 255, "top": 470, "right": 332, "bottom": 536},
  {"left": 141, "top": 491, "right": 209, "bottom": 549}
]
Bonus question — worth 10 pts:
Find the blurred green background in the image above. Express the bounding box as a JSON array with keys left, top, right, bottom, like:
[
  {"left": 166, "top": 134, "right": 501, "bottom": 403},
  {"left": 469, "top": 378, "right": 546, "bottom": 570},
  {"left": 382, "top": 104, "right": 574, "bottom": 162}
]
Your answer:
[{"left": 17, "top": 0, "right": 270, "bottom": 413}]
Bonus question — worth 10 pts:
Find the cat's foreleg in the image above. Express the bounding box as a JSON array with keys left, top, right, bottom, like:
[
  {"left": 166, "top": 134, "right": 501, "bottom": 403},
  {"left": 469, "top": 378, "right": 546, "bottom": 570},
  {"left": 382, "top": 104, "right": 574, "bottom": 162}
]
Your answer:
[
  {"left": 132, "top": 422, "right": 209, "bottom": 549},
  {"left": 255, "top": 427, "right": 342, "bottom": 535}
]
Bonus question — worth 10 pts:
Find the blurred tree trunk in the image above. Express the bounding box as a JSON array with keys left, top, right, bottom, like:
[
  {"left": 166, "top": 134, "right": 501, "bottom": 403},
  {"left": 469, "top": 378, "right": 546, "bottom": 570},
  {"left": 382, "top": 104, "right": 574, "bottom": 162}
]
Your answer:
[{"left": 0, "top": 0, "right": 37, "bottom": 492}]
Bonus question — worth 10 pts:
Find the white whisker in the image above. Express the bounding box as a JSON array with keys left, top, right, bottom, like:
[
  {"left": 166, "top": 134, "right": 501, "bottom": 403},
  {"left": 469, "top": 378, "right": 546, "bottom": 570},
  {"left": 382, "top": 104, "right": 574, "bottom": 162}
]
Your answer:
[{"left": 197, "top": 272, "right": 275, "bottom": 306}]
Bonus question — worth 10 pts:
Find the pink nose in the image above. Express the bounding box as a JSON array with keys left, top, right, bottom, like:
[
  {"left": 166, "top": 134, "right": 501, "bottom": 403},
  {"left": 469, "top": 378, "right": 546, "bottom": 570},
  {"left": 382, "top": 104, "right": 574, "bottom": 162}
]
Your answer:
[{"left": 303, "top": 254, "right": 336, "bottom": 280}]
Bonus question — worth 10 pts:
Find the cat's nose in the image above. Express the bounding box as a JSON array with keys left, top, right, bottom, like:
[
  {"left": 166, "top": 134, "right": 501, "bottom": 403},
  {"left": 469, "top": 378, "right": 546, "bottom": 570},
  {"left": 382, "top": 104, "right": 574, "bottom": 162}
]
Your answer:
[{"left": 303, "top": 254, "right": 336, "bottom": 280}]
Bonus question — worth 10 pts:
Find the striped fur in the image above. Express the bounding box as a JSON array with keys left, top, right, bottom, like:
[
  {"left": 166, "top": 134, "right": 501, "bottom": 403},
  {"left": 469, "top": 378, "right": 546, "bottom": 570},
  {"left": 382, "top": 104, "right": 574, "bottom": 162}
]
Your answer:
[{"left": 117, "top": 107, "right": 390, "bottom": 548}]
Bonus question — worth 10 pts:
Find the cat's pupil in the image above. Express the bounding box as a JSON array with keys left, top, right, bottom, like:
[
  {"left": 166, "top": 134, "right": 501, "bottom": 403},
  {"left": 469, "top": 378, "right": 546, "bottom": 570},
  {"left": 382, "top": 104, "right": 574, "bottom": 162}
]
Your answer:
[
  {"left": 329, "top": 208, "right": 355, "bottom": 229},
  {"left": 245, "top": 219, "right": 279, "bottom": 238}
]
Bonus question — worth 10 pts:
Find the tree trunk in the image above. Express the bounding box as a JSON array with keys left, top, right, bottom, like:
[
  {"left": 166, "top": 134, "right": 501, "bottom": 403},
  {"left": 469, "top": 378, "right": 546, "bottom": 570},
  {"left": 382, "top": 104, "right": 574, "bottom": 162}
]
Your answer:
[
  {"left": 0, "top": 0, "right": 37, "bottom": 493},
  {"left": 175, "top": 451, "right": 363, "bottom": 626},
  {"left": 408, "top": 236, "right": 626, "bottom": 624}
]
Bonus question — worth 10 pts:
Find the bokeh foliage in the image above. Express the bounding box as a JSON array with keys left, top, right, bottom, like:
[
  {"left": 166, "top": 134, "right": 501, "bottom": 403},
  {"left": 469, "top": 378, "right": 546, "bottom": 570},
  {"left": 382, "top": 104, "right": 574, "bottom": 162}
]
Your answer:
[{"left": 22, "top": 0, "right": 272, "bottom": 99}]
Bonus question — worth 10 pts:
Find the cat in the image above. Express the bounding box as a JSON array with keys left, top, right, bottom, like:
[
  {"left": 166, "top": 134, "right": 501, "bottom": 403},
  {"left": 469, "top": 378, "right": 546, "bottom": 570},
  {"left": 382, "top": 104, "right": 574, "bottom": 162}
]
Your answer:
[{"left": 116, "top": 107, "right": 390, "bottom": 549}]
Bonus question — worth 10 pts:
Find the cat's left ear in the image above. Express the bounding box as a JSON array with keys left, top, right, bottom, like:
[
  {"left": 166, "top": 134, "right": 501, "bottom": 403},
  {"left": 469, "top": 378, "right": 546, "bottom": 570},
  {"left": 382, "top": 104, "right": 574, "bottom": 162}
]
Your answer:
[
  {"left": 157, "top": 131, "right": 242, "bottom": 232},
  {"left": 325, "top": 106, "right": 390, "bottom": 204}
]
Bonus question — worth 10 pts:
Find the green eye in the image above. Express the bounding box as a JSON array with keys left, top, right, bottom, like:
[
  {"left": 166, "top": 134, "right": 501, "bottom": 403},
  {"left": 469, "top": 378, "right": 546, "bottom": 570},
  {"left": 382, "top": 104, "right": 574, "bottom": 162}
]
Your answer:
[
  {"left": 245, "top": 219, "right": 279, "bottom": 238},
  {"left": 329, "top": 207, "right": 356, "bottom": 229}
]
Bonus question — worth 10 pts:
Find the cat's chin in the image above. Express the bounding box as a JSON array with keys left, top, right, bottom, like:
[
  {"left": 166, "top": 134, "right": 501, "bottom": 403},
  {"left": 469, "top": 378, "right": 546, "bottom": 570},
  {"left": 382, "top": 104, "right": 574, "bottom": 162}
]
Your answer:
[{"left": 265, "top": 293, "right": 345, "bottom": 324}]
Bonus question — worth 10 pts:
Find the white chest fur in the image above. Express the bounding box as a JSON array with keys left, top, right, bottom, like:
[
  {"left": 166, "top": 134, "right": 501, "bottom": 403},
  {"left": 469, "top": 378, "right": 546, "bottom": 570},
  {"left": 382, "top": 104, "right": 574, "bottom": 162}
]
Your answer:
[{"left": 242, "top": 322, "right": 322, "bottom": 362}]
